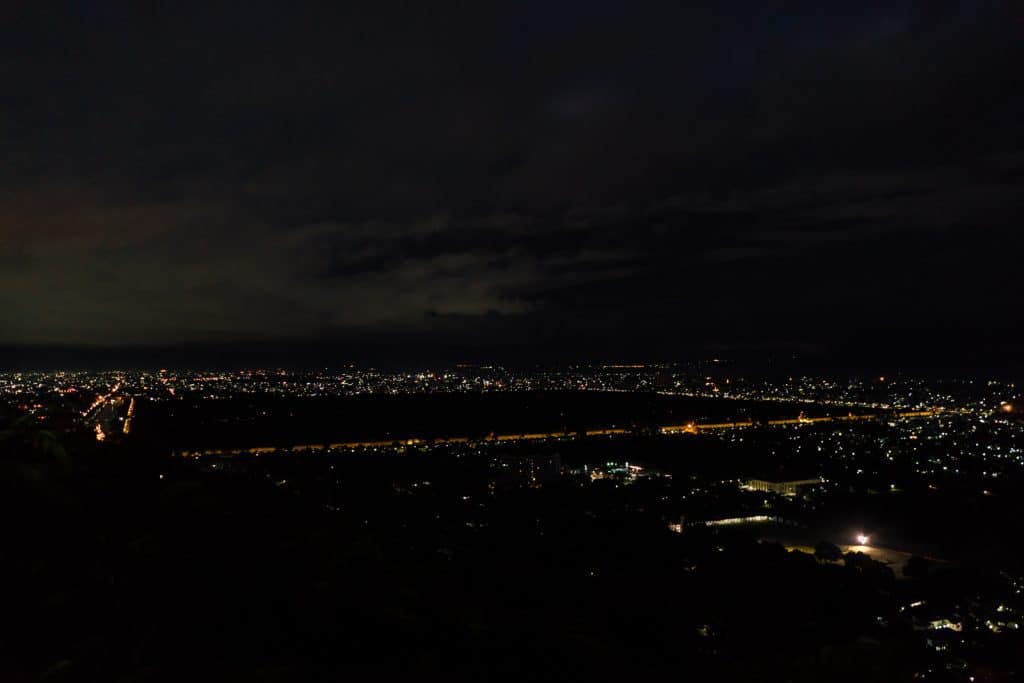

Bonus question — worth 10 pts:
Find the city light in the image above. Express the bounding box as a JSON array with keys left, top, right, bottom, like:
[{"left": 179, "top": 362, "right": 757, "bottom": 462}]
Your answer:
[{"left": 2, "top": 365, "right": 1022, "bottom": 680}]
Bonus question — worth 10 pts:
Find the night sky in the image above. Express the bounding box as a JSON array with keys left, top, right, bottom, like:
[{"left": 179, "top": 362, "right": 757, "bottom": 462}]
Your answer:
[{"left": 2, "top": 2, "right": 1022, "bottom": 369}]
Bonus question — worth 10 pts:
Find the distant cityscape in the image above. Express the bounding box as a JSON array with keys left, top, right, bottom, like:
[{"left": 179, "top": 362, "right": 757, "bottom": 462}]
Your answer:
[
  {"left": 4, "top": 364, "right": 1023, "bottom": 679},
  {"left": 4, "top": 363, "right": 1017, "bottom": 419}
]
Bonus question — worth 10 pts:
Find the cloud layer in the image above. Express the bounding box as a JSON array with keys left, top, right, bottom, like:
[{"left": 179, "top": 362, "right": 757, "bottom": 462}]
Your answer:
[{"left": 1, "top": 1, "right": 1021, "bottom": 362}]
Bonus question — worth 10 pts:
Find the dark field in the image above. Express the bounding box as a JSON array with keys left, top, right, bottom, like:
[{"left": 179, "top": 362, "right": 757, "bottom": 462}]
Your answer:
[{"left": 134, "top": 391, "right": 865, "bottom": 450}]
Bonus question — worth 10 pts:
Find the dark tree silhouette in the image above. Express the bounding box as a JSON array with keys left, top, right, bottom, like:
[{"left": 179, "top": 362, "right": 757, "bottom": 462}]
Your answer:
[
  {"left": 903, "top": 555, "right": 932, "bottom": 579},
  {"left": 814, "top": 540, "right": 842, "bottom": 562}
]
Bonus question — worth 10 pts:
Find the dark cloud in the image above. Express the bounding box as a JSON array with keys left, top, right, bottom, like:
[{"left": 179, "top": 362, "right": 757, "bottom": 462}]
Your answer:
[{"left": 1, "top": 1, "right": 1022, "bottom": 367}]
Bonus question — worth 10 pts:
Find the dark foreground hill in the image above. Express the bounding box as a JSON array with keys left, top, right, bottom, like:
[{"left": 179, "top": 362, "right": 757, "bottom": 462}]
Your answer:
[{"left": 3, "top": 424, "right": 1018, "bottom": 682}]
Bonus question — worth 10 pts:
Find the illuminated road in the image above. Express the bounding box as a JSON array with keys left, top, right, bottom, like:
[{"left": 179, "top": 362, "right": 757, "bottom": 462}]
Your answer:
[
  {"left": 81, "top": 379, "right": 127, "bottom": 442},
  {"left": 178, "top": 408, "right": 949, "bottom": 458},
  {"left": 123, "top": 397, "right": 136, "bottom": 435},
  {"left": 82, "top": 380, "right": 123, "bottom": 419},
  {"left": 659, "top": 408, "right": 947, "bottom": 434}
]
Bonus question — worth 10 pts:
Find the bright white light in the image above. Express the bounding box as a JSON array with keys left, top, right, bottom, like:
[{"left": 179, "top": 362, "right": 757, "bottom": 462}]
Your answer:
[{"left": 856, "top": 533, "right": 870, "bottom": 546}]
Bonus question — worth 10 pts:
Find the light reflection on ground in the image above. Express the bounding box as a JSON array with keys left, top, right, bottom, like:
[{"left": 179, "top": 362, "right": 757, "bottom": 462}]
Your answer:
[{"left": 776, "top": 542, "right": 932, "bottom": 578}]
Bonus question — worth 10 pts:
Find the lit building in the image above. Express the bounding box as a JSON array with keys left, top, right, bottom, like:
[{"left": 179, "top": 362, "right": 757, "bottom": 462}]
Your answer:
[{"left": 742, "top": 477, "right": 822, "bottom": 496}]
